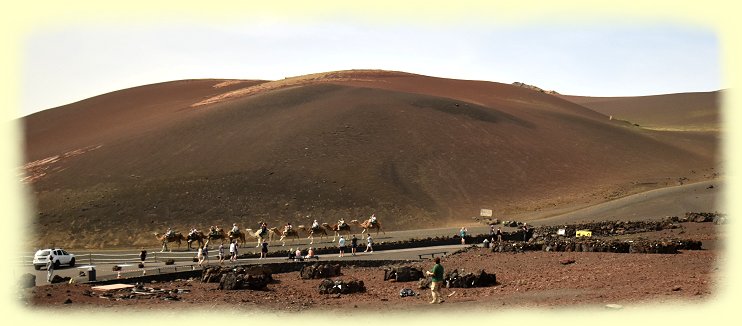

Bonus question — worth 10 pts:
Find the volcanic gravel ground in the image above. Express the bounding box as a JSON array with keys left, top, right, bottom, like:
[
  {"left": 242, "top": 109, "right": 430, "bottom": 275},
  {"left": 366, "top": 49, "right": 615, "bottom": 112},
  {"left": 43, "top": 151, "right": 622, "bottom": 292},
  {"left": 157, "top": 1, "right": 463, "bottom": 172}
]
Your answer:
[{"left": 23, "top": 223, "right": 722, "bottom": 311}]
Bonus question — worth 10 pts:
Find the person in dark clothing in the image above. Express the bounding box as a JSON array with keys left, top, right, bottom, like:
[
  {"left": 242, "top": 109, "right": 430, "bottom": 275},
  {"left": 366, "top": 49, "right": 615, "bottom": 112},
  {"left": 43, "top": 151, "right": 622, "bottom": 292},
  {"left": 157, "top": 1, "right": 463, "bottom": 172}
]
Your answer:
[
  {"left": 139, "top": 248, "right": 147, "bottom": 264},
  {"left": 351, "top": 235, "right": 358, "bottom": 256},
  {"left": 260, "top": 240, "right": 268, "bottom": 259}
]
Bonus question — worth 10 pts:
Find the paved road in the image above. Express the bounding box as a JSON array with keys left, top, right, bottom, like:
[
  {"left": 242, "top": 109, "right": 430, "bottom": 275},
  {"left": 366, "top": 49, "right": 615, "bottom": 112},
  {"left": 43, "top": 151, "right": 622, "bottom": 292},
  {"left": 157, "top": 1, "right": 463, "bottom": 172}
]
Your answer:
[
  {"left": 25, "top": 225, "right": 499, "bottom": 286},
  {"left": 26, "top": 180, "right": 722, "bottom": 286}
]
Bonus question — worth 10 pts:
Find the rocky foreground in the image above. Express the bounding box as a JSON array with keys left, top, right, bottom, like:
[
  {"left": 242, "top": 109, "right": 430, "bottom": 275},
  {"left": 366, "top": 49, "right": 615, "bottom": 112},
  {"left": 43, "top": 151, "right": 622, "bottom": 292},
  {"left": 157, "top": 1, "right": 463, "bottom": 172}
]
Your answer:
[{"left": 22, "top": 221, "right": 722, "bottom": 311}]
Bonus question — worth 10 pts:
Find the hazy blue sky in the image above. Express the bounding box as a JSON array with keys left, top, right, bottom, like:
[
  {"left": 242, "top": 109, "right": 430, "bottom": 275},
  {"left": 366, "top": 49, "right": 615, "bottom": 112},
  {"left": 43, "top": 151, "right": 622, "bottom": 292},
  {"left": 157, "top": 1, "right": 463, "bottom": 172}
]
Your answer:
[{"left": 21, "top": 21, "right": 720, "bottom": 117}]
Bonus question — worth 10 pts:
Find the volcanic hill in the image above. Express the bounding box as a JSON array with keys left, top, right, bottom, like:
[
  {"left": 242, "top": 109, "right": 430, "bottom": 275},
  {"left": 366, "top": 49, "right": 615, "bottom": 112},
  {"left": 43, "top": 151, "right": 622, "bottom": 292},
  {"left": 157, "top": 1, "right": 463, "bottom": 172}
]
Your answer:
[{"left": 21, "top": 70, "right": 720, "bottom": 248}]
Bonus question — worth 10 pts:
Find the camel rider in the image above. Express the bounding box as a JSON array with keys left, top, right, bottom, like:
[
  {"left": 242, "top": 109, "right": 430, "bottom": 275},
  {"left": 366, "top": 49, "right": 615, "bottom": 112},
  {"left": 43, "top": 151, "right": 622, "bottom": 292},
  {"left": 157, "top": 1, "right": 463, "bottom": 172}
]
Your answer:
[
  {"left": 284, "top": 222, "right": 293, "bottom": 233},
  {"left": 370, "top": 214, "right": 377, "bottom": 225},
  {"left": 260, "top": 222, "right": 268, "bottom": 237},
  {"left": 338, "top": 218, "right": 346, "bottom": 228},
  {"left": 231, "top": 223, "right": 240, "bottom": 236},
  {"left": 312, "top": 219, "right": 319, "bottom": 230},
  {"left": 189, "top": 227, "right": 197, "bottom": 237},
  {"left": 209, "top": 225, "right": 218, "bottom": 237}
]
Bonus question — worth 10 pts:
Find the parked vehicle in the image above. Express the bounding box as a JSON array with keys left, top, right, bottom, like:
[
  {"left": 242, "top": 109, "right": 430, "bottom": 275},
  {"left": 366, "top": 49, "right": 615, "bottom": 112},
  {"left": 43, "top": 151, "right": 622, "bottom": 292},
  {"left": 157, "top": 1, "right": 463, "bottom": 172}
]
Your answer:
[{"left": 32, "top": 248, "right": 75, "bottom": 270}]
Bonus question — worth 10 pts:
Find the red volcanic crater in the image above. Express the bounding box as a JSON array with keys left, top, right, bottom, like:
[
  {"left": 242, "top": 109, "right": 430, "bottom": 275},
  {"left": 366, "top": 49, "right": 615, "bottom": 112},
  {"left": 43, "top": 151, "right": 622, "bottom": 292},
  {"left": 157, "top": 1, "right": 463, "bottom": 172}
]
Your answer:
[{"left": 20, "top": 70, "right": 720, "bottom": 249}]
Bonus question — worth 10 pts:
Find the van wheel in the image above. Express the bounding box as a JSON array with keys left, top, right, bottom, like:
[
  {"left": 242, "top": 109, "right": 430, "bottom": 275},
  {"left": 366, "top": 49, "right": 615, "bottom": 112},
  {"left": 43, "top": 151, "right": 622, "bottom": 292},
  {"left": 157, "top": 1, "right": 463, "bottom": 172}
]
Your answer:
[{"left": 69, "top": 258, "right": 75, "bottom": 267}]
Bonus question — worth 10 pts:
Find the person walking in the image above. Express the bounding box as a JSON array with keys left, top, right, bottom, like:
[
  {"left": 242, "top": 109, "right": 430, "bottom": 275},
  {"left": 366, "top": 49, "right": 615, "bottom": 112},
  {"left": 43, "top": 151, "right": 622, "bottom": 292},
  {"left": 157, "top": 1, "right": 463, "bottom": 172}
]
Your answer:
[
  {"left": 365, "top": 235, "right": 373, "bottom": 253},
  {"left": 139, "top": 248, "right": 147, "bottom": 265},
  {"left": 197, "top": 246, "right": 204, "bottom": 266},
  {"left": 218, "top": 243, "right": 225, "bottom": 264},
  {"left": 338, "top": 235, "right": 346, "bottom": 257},
  {"left": 496, "top": 227, "right": 503, "bottom": 242},
  {"left": 260, "top": 240, "right": 268, "bottom": 259},
  {"left": 229, "top": 240, "right": 237, "bottom": 262},
  {"left": 202, "top": 245, "right": 210, "bottom": 265},
  {"left": 425, "top": 257, "right": 444, "bottom": 304},
  {"left": 522, "top": 223, "right": 529, "bottom": 242},
  {"left": 459, "top": 227, "right": 468, "bottom": 245},
  {"left": 351, "top": 235, "right": 358, "bottom": 256},
  {"left": 46, "top": 255, "right": 55, "bottom": 283}
]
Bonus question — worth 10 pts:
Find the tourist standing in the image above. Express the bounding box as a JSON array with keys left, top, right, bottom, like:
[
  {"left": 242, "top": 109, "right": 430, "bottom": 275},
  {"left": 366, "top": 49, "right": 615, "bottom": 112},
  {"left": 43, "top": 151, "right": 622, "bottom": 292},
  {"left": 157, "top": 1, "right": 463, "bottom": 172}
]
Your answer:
[
  {"left": 197, "top": 246, "right": 204, "bottom": 266},
  {"left": 338, "top": 236, "right": 346, "bottom": 257},
  {"left": 425, "top": 257, "right": 444, "bottom": 304},
  {"left": 365, "top": 235, "right": 373, "bottom": 253},
  {"left": 459, "top": 227, "right": 468, "bottom": 244},
  {"left": 46, "top": 255, "right": 55, "bottom": 283},
  {"left": 496, "top": 227, "right": 503, "bottom": 242},
  {"left": 218, "top": 243, "right": 225, "bottom": 264},
  {"left": 260, "top": 240, "right": 268, "bottom": 259},
  {"left": 139, "top": 248, "right": 147, "bottom": 265},
  {"left": 229, "top": 240, "right": 237, "bottom": 262},
  {"left": 351, "top": 235, "right": 358, "bottom": 256}
]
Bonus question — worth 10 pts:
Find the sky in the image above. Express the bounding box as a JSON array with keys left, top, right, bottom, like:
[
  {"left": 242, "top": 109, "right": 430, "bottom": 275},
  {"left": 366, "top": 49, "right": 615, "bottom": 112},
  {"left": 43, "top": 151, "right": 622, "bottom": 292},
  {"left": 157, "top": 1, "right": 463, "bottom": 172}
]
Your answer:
[{"left": 20, "top": 20, "right": 720, "bottom": 117}]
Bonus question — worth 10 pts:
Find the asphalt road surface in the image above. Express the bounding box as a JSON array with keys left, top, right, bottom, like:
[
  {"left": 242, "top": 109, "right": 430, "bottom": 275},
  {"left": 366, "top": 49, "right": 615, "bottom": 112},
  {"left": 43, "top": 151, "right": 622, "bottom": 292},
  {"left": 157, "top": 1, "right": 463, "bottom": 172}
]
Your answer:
[{"left": 24, "top": 225, "right": 499, "bottom": 286}]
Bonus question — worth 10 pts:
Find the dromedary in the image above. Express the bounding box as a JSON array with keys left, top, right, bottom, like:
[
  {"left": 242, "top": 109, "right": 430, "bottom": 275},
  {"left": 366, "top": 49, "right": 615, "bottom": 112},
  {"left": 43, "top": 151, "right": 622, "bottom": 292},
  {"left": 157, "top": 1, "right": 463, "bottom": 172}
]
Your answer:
[
  {"left": 204, "top": 228, "right": 227, "bottom": 247},
  {"left": 329, "top": 222, "right": 352, "bottom": 241},
  {"left": 186, "top": 231, "right": 205, "bottom": 251},
  {"left": 299, "top": 224, "right": 329, "bottom": 245},
  {"left": 271, "top": 227, "right": 302, "bottom": 246},
  {"left": 154, "top": 232, "right": 186, "bottom": 252},
  {"left": 227, "top": 230, "right": 247, "bottom": 247},
  {"left": 353, "top": 218, "right": 385, "bottom": 236},
  {"left": 244, "top": 228, "right": 273, "bottom": 248}
]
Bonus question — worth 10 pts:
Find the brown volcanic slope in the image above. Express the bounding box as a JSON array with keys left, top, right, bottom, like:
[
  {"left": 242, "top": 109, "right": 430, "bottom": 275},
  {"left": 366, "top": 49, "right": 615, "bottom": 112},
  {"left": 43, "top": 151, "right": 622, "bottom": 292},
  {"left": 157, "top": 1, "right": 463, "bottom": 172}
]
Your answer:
[
  {"left": 21, "top": 70, "right": 719, "bottom": 249},
  {"left": 559, "top": 91, "right": 721, "bottom": 131}
]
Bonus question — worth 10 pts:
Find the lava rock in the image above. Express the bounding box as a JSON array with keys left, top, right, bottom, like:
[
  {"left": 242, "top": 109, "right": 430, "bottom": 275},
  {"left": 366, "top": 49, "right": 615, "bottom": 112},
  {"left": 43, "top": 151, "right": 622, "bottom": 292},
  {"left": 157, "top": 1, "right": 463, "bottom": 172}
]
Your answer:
[
  {"left": 384, "top": 266, "right": 424, "bottom": 282},
  {"left": 318, "top": 278, "right": 366, "bottom": 294},
  {"left": 300, "top": 264, "right": 341, "bottom": 279}
]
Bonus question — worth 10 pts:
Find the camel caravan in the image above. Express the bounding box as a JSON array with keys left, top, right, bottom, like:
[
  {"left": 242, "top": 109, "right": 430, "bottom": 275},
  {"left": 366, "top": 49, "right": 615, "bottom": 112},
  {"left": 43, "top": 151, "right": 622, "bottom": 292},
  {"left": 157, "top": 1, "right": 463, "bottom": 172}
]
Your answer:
[{"left": 154, "top": 215, "right": 384, "bottom": 252}]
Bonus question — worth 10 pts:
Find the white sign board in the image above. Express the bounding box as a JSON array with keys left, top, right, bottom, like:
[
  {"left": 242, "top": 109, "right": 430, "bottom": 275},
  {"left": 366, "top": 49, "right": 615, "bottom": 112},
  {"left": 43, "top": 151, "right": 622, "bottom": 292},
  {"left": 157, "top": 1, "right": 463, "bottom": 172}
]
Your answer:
[
  {"left": 480, "top": 209, "right": 493, "bottom": 217},
  {"left": 557, "top": 228, "right": 566, "bottom": 236}
]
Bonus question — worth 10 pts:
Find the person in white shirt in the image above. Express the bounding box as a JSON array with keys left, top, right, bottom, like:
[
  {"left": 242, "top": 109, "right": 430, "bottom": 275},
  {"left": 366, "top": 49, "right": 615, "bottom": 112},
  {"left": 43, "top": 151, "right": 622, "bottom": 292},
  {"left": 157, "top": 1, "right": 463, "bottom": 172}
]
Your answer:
[
  {"left": 338, "top": 236, "right": 346, "bottom": 257},
  {"left": 311, "top": 219, "right": 319, "bottom": 230},
  {"left": 365, "top": 235, "right": 373, "bottom": 253},
  {"left": 229, "top": 241, "right": 237, "bottom": 262}
]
